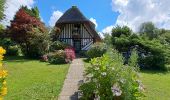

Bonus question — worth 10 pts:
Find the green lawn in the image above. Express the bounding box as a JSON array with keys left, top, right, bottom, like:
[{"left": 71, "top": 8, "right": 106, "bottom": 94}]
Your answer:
[
  {"left": 83, "top": 59, "right": 170, "bottom": 100},
  {"left": 141, "top": 71, "right": 170, "bottom": 100},
  {"left": 3, "top": 56, "right": 69, "bottom": 100}
]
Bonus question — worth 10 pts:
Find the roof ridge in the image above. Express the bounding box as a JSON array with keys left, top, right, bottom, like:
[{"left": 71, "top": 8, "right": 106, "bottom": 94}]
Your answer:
[{"left": 56, "top": 6, "right": 90, "bottom": 24}]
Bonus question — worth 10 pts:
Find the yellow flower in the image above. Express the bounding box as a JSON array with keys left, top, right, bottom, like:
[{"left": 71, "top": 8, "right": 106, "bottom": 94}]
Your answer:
[
  {"left": 0, "top": 47, "right": 6, "bottom": 55},
  {"left": 1, "top": 87, "right": 7, "bottom": 96},
  {"left": 2, "top": 81, "right": 6, "bottom": 85},
  {"left": 3, "top": 70, "right": 7, "bottom": 77},
  {"left": 0, "top": 47, "right": 7, "bottom": 98},
  {"left": 0, "top": 55, "right": 4, "bottom": 61},
  {"left": 0, "top": 70, "right": 7, "bottom": 78}
]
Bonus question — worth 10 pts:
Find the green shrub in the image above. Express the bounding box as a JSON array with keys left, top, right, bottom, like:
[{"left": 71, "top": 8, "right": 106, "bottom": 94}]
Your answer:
[
  {"left": 49, "top": 41, "right": 68, "bottom": 52},
  {"left": 48, "top": 50, "right": 66, "bottom": 64},
  {"left": 86, "top": 42, "right": 107, "bottom": 59},
  {"left": 7, "top": 45, "right": 20, "bottom": 56},
  {"left": 22, "top": 31, "right": 50, "bottom": 58},
  {"left": 0, "top": 38, "right": 21, "bottom": 56},
  {"left": 137, "top": 39, "right": 169, "bottom": 70},
  {"left": 79, "top": 50, "right": 144, "bottom": 100},
  {"left": 111, "top": 32, "right": 169, "bottom": 70},
  {"left": 79, "top": 50, "right": 87, "bottom": 57}
]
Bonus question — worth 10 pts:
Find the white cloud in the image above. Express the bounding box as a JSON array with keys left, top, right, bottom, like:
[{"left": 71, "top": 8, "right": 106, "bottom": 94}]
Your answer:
[
  {"left": 102, "top": 25, "right": 114, "bottom": 34},
  {"left": 98, "top": 32, "right": 104, "bottom": 39},
  {"left": 111, "top": 0, "right": 170, "bottom": 31},
  {"left": 98, "top": 25, "right": 114, "bottom": 38},
  {"left": 48, "top": 10, "right": 63, "bottom": 27},
  {"left": 0, "top": 0, "right": 34, "bottom": 26},
  {"left": 90, "top": 17, "right": 98, "bottom": 28}
]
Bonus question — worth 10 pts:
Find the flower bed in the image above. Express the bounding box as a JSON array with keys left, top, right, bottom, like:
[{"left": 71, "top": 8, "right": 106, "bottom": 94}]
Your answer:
[
  {"left": 41, "top": 47, "right": 76, "bottom": 64},
  {"left": 0, "top": 47, "right": 7, "bottom": 99}
]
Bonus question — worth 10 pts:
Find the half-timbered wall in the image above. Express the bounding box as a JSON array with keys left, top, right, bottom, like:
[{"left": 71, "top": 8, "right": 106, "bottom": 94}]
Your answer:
[{"left": 58, "top": 23, "right": 93, "bottom": 50}]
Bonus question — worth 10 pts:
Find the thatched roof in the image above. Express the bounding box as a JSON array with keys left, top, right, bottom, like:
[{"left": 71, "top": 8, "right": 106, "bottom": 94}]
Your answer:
[
  {"left": 56, "top": 6, "right": 89, "bottom": 24},
  {"left": 55, "top": 6, "right": 101, "bottom": 41}
]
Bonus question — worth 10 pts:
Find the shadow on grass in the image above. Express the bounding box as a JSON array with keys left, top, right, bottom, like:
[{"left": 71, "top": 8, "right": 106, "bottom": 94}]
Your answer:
[
  {"left": 4, "top": 56, "right": 35, "bottom": 62},
  {"left": 140, "top": 69, "right": 169, "bottom": 75},
  {"left": 46, "top": 63, "right": 68, "bottom": 66}
]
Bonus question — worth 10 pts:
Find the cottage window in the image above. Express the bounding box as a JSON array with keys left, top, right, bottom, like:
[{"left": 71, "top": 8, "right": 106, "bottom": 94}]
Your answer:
[{"left": 72, "top": 24, "right": 80, "bottom": 35}]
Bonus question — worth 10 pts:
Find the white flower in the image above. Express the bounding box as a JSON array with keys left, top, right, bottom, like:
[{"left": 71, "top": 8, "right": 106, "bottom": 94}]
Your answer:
[
  {"left": 111, "top": 84, "right": 122, "bottom": 96},
  {"left": 137, "top": 80, "right": 144, "bottom": 91},
  {"left": 139, "top": 84, "right": 144, "bottom": 91},
  {"left": 119, "top": 79, "right": 125, "bottom": 84},
  {"left": 111, "top": 67, "right": 115, "bottom": 70},
  {"left": 88, "top": 73, "right": 94, "bottom": 78},
  {"left": 101, "top": 72, "right": 107, "bottom": 76},
  {"left": 95, "top": 67, "right": 99, "bottom": 71}
]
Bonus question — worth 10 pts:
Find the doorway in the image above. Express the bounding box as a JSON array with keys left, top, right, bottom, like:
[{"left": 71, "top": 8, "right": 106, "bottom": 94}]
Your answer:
[{"left": 73, "top": 40, "right": 81, "bottom": 53}]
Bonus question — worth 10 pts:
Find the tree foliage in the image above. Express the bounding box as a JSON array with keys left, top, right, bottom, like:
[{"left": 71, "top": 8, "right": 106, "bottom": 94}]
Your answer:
[
  {"left": 109, "top": 24, "right": 170, "bottom": 70},
  {"left": 112, "top": 26, "right": 132, "bottom": 38},
  {"left": 139, "top": 22, "right": 158, "bottom": 39},
  {"left": 8, "top": 7, "right": 48, "bottom": 58},
  {"left": 22, "top": 6, "right": 40, "bottom": 19},
  {"left": 0, "top": 0, "right": 5, "bottom": 21},
  {"left": 158, "top": 30, "right": 170, "bottom": 45}
]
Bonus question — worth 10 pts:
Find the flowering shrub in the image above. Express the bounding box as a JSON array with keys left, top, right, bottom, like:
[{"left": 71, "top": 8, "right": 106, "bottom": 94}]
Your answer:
[
  {"left": 48, "top": 50, "right": 66, "bottom": 64},
  {"left": 40, "top": 55, "right": 48, "bottom": 62},
  {"left": 0, "top": 47, "right": 7, "bottom": 99},
  {"left": 65, "top": 47, "right": 76, "bottom": 63},
  {"left": 46, "top": 47, "right": 76, "bottom": 64},
  {"left": 87, "top": 42, "right": 107, "bottom": 59},
  {"left": 79, "top": 49, "right": 144, "bottom": 100}
]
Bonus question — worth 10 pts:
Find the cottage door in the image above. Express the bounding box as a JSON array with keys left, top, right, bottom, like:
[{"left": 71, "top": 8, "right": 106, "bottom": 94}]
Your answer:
[{"left": 73, "top": 40, "right": 81, "bottom": 53}]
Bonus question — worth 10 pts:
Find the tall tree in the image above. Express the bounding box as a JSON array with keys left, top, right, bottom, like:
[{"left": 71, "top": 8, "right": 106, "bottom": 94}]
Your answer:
[
  {"left": 22, "top": 6, "right": 40, "bottom": 19},
  {"left": 0, "top": 0, "right": 5, "bottom": 21},
  {"left": 111, "top": 26, "right": 132, "bottom": 52},
  {"left": 139, "top": 22, "right": 158, "bottom": 39},
  {"left": 111, "top": 26, "right": 132, "bottom": 38},
  {"left": 8, "top": 6, "right": 48, "bottom": 57}
]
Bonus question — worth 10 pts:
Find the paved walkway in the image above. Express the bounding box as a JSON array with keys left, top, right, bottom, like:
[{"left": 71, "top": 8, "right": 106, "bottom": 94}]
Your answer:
[{"left": 58, "top": 58, "right": 84, "bottom": 100}]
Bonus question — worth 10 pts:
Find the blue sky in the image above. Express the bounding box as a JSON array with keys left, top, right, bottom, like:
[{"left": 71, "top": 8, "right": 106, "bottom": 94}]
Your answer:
[
  {"left": 35, "top": 0, "right": 119, "bottom": 32},
  {"left": 2, "top": 0, "right": 170, "bottom": 35}
]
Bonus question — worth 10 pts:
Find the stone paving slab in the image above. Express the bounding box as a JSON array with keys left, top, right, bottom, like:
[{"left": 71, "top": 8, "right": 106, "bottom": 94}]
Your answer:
[{"left": 58, "top": 58, "right": 84, "bottom": 100}]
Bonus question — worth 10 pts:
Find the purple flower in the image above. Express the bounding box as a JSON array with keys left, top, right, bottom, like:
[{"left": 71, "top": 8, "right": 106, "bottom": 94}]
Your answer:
[{"left": 111, "top": 84, "right": 122, "bottom": 96}]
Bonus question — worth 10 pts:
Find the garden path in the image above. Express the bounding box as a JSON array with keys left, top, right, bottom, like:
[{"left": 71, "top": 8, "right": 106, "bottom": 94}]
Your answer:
[{"left": 58, "top": 58, "right": 84, "bottom": 100}]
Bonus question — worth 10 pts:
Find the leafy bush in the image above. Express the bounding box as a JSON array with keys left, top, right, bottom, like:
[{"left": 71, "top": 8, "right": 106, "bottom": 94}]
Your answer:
[
  {"left": 40, "top": 55, "right": 48, "bottom": 62},
  {"left": 21, "top": 29, "right": 50, "bottom": 58},
  {"left": 0, "top": 38, "right": 20, "bottom": 56},
  {"left": 7, "top": 45, "right": 20, "bottom": 56},
  {"left": 49, "top": 41, "right": 68, "bottom": 52},
  {"left": 48, "top": 50, "right": 66, "bottom": 64},
  {"left": 79, "top": 50, "right": 144, "bottom": 100},
  {"left": 86, "top": 42, "right": 107, "bottom": 59},
  {"left": 137, "top": 39, "right": 169, "bottom": 70},
  {"left": 110, "top": 26, "right": 170, "bottom": 70},
  {"left": 79, "top": 50, "right": 87, "bottom": 57}
]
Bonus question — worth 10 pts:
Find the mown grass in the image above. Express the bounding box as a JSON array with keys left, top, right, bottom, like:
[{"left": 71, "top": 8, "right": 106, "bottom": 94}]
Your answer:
[
  {"left": 141, "top": 70, "right": 170, "bottom": 100},
  {"left": 83, "top": 59, "right": 170, "bottom": 100},
  {"left": 3, "top": 56, "right": 69, "bottom": 100}
]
